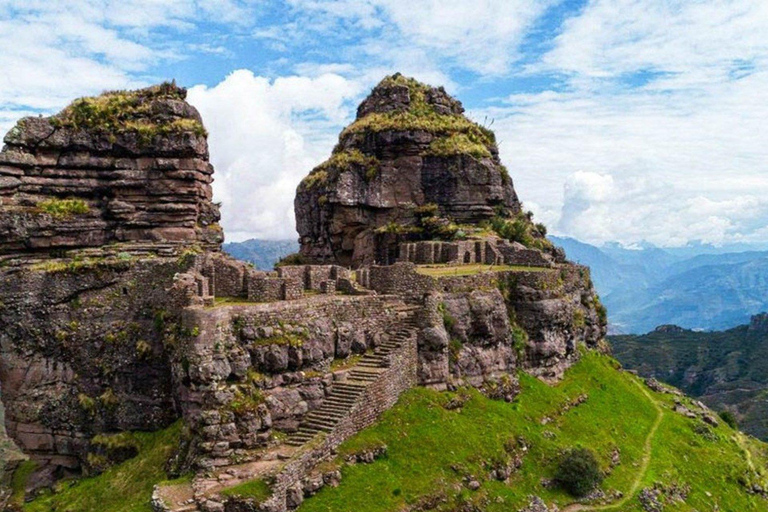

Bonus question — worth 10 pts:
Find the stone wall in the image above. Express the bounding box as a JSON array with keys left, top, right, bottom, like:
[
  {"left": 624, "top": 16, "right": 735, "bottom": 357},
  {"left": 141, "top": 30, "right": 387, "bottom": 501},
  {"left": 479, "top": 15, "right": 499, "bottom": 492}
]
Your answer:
[
  {"left": 176, "top": 295, "right": 412, "bottom": 466},
  {"left": 396, "top": 239, "right": 553, "bottom": 268},
  {"left": 193, "top": 257, "right": 355, "bottom": 303},
  {"left": 249, "top": 333, "right": 418, "bottom": 512}
]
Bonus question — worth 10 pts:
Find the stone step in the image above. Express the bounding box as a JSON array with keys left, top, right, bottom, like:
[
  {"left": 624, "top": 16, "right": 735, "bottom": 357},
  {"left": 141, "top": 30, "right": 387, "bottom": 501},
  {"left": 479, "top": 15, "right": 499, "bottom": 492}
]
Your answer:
[
  {"left": 347, "top": 377, "right": 378, "bottom": 384},
  {"left": 325, "top": 395, "right": 358, "bottom": 404},
  {"left": 334, "top": 382, "right": 367, "bottom": 389},
  {"left": 304, "top": 418, "right": 337, "bottom": 429},
  {"left": 307, "top": 407, "right": 347, "bottom": 417},
  {"left": 328, "top": 391, "right": 362, "bottom": 400},
  {"left": 307, "top": 409, "right": 347, "bottom": 419},
  {"left": 321, "top": 403, "right": 352, "bottom": 412},
  {"left": 358, "top": 362, "right": 386, "bottom": 368},
  {"left": 348, "top": 376, "right": 378, "bottom": 383},
  {"left": 349, "top": 368, "right": 382, "bottom": 375}
]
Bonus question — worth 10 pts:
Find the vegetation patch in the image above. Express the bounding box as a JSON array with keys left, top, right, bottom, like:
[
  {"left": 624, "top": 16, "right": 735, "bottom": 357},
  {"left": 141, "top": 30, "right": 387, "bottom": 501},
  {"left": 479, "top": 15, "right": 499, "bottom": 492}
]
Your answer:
[
  {"left": 36, "top": 198, "right": 90, "bottom": 219},
  {"left": 484, "top": 212, "right": 552, "bottom": 251},
  {"left": 554, "top": 447, "right": 603, "bottom": 497},
  {"left": 50, "top": 82, "right": 205, "bottom": 143},
  {"left": 228, "top": 387, "right": 266, "bottom": 417},
  {"left": 276, "top": 253, "right": 308, "bottom": 267},
  {"left": 341, "top": 76, "right": 494, "bottom": 148},
  {"left": 24, "top": 421, "right": 183, "bottom": 512},
  {"left": 426, "top": 133, "right": 491, "bottom": 159},
  {"left": 301, "top": 149, "right": 380, "bottom": 189},
  {"left": 9, "top": 460, "right": 37, "bottom": 509},
  {"left": 220, "top": 478, "right": 271, "bottom": 502}
]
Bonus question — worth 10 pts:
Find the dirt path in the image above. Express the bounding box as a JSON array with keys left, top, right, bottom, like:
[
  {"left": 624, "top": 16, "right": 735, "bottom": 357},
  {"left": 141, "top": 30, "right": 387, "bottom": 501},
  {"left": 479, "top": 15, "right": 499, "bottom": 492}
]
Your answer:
[{"left": 562, "top": 378, "right": 664, "bottom": 512}]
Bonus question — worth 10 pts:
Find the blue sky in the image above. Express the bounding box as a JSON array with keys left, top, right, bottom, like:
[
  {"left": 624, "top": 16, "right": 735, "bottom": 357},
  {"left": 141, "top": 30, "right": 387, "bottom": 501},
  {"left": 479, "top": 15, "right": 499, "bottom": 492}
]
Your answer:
[{"left": 1, "top": 0, "right": 767, "bottom": 247}]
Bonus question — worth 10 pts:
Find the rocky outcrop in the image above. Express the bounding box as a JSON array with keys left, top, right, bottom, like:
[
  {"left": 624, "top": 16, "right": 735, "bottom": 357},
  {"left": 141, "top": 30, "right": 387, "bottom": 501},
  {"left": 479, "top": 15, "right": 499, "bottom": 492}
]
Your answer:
[
  {"left": 295, "top": 74, "right": 521, "bottom": 267},
  {"left": 0, "top": 82, "right": 222, "bottom": 259},
  {"left": 0, "top": 83, "right": 224, "bottom": 490}
]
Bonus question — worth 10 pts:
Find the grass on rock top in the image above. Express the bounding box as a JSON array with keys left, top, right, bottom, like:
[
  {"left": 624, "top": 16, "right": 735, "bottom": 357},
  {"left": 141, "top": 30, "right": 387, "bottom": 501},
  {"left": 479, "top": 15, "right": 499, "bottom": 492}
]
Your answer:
[
  {"left": 298, "top": 352, "right": 768, "bottom": 512},
  {"left": 341, "top": 74, "right": 495, "bottom": 150},
  {"left": 49, "top": 81, "right": 206, "bottom": 141}
]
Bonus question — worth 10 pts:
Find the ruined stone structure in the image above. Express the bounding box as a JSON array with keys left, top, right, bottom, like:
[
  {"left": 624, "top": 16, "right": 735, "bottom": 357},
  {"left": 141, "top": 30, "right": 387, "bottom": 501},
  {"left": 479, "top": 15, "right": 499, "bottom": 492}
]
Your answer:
[{"left": 0, "top": 77, "right": 606, "bottom": 512}]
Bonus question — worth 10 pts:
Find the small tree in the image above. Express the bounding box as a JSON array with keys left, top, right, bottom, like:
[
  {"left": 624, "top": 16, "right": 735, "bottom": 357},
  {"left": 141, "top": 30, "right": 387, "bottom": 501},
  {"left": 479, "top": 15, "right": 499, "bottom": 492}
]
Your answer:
[{"left": 555, "top": 448, "right": 603, "bottom": 497}]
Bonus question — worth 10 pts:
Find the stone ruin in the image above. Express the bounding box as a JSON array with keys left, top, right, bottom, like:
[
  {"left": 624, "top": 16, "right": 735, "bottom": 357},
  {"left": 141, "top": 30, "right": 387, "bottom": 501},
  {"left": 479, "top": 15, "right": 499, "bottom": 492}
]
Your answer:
[{"left": 0, "top": 76, "right": 607, "bottom": 512}]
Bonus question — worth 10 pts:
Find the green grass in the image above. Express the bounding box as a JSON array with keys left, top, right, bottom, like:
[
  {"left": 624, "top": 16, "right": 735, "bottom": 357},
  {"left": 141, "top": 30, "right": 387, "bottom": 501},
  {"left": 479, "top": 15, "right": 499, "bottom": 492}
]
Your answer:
[
  {"left": 36, "top": 198, "right": 90, "bottom": 218},
  {"left": 426, "top": 133, "right": 491, "bottom": 159},
  {"left": 340, "top": 74, "right": 495, "bottom": 151},
  {"left": 297, "top": 353, "right": 768, "bottom": 512},
  {"left": 24, "top": 422, "right": 183, "bottom": 512},
  {"left": 220, "top": 478, "right": 271, "bottom": 502},
  {"left": 415, "top": 264, "right": 548, "bottom": 277},
  {"left": 10, "top": 460, "right": 37, "bottom": 509},
  {"left": 50, "top": 82, "right": 206, "bottom": 142}
]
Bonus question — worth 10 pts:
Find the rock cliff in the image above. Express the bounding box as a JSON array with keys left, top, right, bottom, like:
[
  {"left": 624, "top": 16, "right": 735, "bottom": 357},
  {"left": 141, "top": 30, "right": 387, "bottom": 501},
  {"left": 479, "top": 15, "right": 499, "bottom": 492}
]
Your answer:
[
  {"left": 295, "top": 74, "right": 522, "bottom": 267},
  {"left": 0, "top": 82, "right": 222, "bottom": 259},
  {"left": 0, "top": 83, "right": 222, "bottom": 490}
]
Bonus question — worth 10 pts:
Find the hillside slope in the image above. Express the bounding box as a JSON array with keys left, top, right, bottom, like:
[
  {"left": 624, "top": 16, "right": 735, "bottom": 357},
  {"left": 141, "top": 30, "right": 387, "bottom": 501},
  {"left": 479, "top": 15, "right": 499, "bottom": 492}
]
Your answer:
[
  {"left": 610, "top": 315, "right": 768, "bottom": 441},
  {"left": 19, "top": 353, "right": 768, "bottom": 511},
  {"left": 259, "top": 353, "right": 768, "bottom": 512}
]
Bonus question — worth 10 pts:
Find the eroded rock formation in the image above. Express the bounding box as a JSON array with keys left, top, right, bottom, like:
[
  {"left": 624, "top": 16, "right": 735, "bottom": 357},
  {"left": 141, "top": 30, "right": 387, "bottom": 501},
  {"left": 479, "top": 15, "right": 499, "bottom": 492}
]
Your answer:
[
  {"left": 0, "top": 83, "right": 223, "bottom": 488},
  {"left": 0, "top": 82, "right": 222, "bottom": 257},
  {"left": 295, "top": 74, "right": 521, "bottom": 267}
]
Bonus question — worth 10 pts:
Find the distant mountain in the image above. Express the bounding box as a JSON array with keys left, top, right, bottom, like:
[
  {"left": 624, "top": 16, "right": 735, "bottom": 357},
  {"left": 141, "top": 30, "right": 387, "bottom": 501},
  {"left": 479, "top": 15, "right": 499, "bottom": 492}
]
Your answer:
[
  {"left": 223, "top": 239, "right": 298, "bottom": 270},
  {"left": 552, "top": 236, "right": 768, "bottom": 333},
  {"left": 610, "top": 314, "right": 768, "bottom": 440}
]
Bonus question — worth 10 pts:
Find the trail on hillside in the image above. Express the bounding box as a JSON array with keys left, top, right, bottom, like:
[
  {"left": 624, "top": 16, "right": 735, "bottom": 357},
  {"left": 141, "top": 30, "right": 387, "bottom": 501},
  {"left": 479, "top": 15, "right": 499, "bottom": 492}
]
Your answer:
[{"left": 562, "top": 378, "right": 664, "bottom": 512}]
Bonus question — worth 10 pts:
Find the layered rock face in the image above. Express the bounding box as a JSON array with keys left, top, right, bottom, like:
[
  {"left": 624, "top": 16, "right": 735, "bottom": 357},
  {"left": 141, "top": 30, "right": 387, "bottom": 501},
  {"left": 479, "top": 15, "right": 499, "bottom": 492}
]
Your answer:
[
  {"left": 0, "top": 82, "right": 222, "bottom": 258},
  {"left": 0, "top": 84, "right": 223, "bottom": 485},
  {"left": 295, "top": 74, "right": 521, "bottom": 267}
]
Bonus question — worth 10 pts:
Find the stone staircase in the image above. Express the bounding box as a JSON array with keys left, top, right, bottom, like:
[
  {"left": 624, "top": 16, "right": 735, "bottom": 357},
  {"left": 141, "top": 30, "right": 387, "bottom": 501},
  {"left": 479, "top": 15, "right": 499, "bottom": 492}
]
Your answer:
[{"left": 286, "top": 309, "right": 418, "bottom": 447}]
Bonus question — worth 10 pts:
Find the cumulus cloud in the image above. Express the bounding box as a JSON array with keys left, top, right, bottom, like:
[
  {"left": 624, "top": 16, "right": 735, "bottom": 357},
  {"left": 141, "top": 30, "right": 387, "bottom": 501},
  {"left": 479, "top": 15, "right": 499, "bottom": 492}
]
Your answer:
[
  {"left": 285, "top": 0, "right": 555, "bottom": 76},
  {"left": 0, "top": 1, "right": 263, "bottom": 134},
  {"left": 553, "top": 171, "right": 768, "bottom": 247},
  {"left": 478, "top": 0, "right": 768, "bottom": 247},
  {"left": 187, "top": 70, "right": 361, "bottom": 242}
]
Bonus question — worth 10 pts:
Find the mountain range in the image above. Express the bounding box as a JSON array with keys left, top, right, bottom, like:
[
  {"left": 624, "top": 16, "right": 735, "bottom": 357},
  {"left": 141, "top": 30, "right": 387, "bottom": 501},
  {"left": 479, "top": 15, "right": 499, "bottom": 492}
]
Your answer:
[{"left": 550, "top": 237, "right": 768, "bottom": 333}]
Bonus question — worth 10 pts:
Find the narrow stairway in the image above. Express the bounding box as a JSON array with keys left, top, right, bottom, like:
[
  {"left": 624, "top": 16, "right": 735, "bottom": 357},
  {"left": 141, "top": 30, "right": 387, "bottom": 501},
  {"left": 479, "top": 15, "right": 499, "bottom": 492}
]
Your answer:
[{"left": 286, "top": 310, "right": 418, "bottom": 447}]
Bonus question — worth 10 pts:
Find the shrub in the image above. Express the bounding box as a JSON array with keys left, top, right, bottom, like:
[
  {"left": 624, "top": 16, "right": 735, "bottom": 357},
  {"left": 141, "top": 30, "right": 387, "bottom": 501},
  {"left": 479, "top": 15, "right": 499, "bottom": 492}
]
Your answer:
[
  {"left": 276, "top": 253, "right": 307, "bottom": 267},
  {"left": 37, "top": 198, "right": 90, "bottom": 219},
  {"left": 719, "top": 410, "right": 738, "bottom": 429},
  {"left": 555, "top": 448, "right": 603, "bottom": 497}
]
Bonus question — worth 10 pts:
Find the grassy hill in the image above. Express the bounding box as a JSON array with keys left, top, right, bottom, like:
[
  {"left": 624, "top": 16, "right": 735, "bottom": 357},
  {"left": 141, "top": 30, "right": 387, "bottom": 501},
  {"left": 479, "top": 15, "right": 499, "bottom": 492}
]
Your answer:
[
  {"left": 297, "top": 352, "right": 768, "bottom": 511},
  {"left": 610, "top": 316, "right": 768, "bottom": 441},
  {"left": 15, "top": 353, "right": 768, "bottom": 511}
]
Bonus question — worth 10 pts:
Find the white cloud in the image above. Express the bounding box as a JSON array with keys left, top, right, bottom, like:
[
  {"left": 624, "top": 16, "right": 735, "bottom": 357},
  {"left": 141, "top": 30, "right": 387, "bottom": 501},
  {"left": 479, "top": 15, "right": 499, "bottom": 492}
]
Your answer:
[
  {"left": 187, "top": 70, "right": 362, "bottom": 242},
  {"left": 479, "top": 0, "right": 768, "bottom": 247},
  {"left": 553, "top": 171, "right": 768, "bottom": 248},
  {"left": 0, "top": 1, "right": 262, "bottom": 134},
  {"left": 286, "top": 0, "right": 555, "bottom": 75}
]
